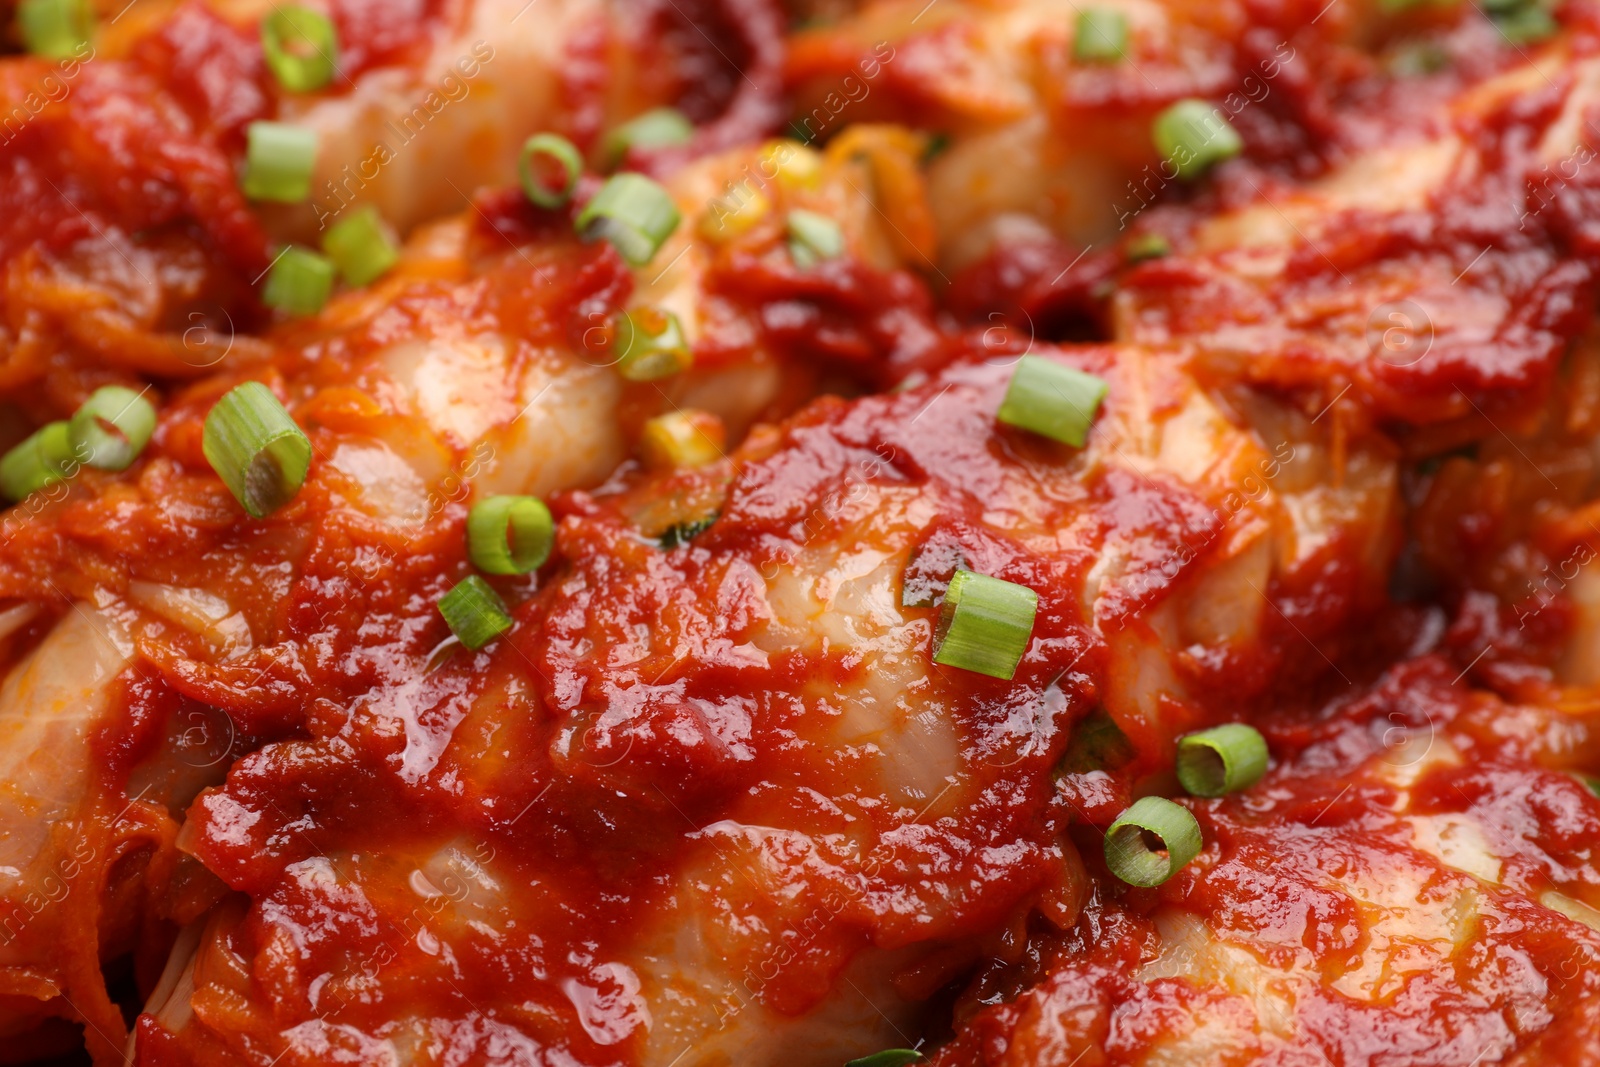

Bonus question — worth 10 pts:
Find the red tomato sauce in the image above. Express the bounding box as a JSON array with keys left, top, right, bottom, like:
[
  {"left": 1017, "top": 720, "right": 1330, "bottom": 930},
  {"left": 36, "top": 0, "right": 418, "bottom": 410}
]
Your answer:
[{"left": 934, "top": 651, "right": 1600, "bottom": 1065}]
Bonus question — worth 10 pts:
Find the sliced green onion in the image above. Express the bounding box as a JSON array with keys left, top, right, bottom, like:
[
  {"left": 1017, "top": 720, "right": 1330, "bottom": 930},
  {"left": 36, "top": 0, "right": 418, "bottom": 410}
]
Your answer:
[
  {"left": 0, "top": 421, "right": 78, "bottom": 501},
  {"left": 1176, "top": 723, "right": 1269, "bottom": 798},
  {"left": 438, "top": 575, "right": 512, "bottom": 650},
  {"left": 519, "top": 133, "right": 583, "bottom": 209},
  {"left": 602, "top": 107, "right": 693, "bottom": 167},
  {"left": 1125, "top": 233, "right": 1170, "bottom": 263},
  {"left": 17, "top": 0, "right": 90, "bottom": 58},
  {"left": 614, "top": 307, "right": 694, "bottom": 381},
  {"left": 262, "top": 246, "right": 335, "bottom": 315},
  {"left": 1073, "top": 8, "right": 1129, "bottom": 63},
  {"left": 1153, "top": 99, "right": 1242, "bottom": 180},
  {"left": 659, "top": 512, "right": 717, "bottom": 549},
  {"left": 467, "top": 495, "right": 554, "bottom": 575},
  {"left": 322, "top": 205, "right": 398, "bottom": 287},
  {"left": 845, "top": 1052, "right": 923, "bottom": 1067},
  {"left": 242, "top": 121, "right": 318, "bottom": 203},
  {"left": 932, "top": 569, "right": 1037, "bottom": 680},
  {"left": 576, "top": 173, "right": 682, "bottom": 266},
  {"left": 1104, "top": 796, "right": 1202, "bottom": 887},
  {"left": 260, "top": 5, "right": 339, "bottom": 93},
  {"left": 69, "top": 385, "right": 156, "bottom": 472},
  {"left": 1494, "top": 4, "right": 1557, "bottom": 43},
  {"left": 996, "top": 355, "right": 1108, "bottom": 448},
  {"left": 1389, "top": 41, "right": 1449, "bottom": 77},
  {"left": 1060, "top": 709, "right": 1136, "bottom": 775},
  {"left": 786, "top": 209, "right": 844, "bottom": 269},
  {"left": 639, "top": 409, "right": 723, "bottom": 469},
  {"left": 201, "top": 382, "right": 312, "bottom": 518}
]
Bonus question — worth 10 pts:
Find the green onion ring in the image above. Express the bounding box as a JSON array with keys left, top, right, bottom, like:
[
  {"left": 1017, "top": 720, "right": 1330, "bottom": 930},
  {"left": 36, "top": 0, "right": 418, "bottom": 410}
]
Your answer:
[
  {"left": 69, "top": 385, "right": 156, "bottom": 472},
  {"left": 201, "top": 381, "right": 312, "bottom": 518},
  {"left": 261, "top": 5, "right": 339, "bottom": 93},
  {"left": 438, "top": 574, "right": 513, "bottom": 650},
  {"left": 1104, "top": 795, "right": 1203, "bottom": 887},
  {"left": 931, "top": 569, "right": 1038, "bottom": 681},
  {"left": 519, "top": 133, "right": 583, "bottom": 209},
  {"left": 467, "top": 495, "right": 554, "bottom": 575},
  {"left": 1176, "top": 723, "right": 1270, "bottom": 798}
]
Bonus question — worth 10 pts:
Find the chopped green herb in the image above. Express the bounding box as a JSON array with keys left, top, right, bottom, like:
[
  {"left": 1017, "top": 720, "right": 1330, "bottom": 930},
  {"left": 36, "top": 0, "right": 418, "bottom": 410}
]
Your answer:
[
  {"left": 1125, "top": 233, "right": 1171, "bottom": 263},
  {"left": 1059, "top": 708, "right": 1135, "bottom": 775},
  {"left": 602, "top": 108, "right": 693, "bottom": 167},
  {"left": 787, "top": 209, "right": 845, "bottom": 269},
  {"left": 996, "top": 355, "right": 1109, "bottom": 448},
  {"left": 660, "top": 513, "right": 718, "bottom": 549},
  {"left": 17, "top": 0, "right": 90, "bottom": 58},
  {"left": 1389, "top": 41, "right": 1450, "bottom": 76},
  {"left": 0, "top": 421, "right": 78, "bottom": 502},
  {"left": 932, "top": 570, "right": 1038, "bottom": 680},
  {"left": 438, "top": 575, "right": 513, "bottom": 650},
  {"left": 201, "top": 382, "right": 312, "bottom": 518},
  {"left": 1073, "top": 7, "right": 1129, "bottom": 63},
  {"left": 1176, "top": 723, "right": 1269, "bottom": 797},
  {"left": 845, "top": 1051, "right": 923, "bottom": 1067},
  {"left": 1105, "top": 796, "right": 1203, "bottom": 887},
  {"left": 1495, "top": 3, "right": 1557, "bottom": 43},
  {"left": 1152, "top": 99, "right": 1242, "bottom": 180}
]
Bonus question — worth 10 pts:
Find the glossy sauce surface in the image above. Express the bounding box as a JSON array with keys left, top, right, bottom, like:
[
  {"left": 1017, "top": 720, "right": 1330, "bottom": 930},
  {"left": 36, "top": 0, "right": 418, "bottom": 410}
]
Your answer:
[{"left": 4, "top": 1, "right": 1600, "bottom": 1065}]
